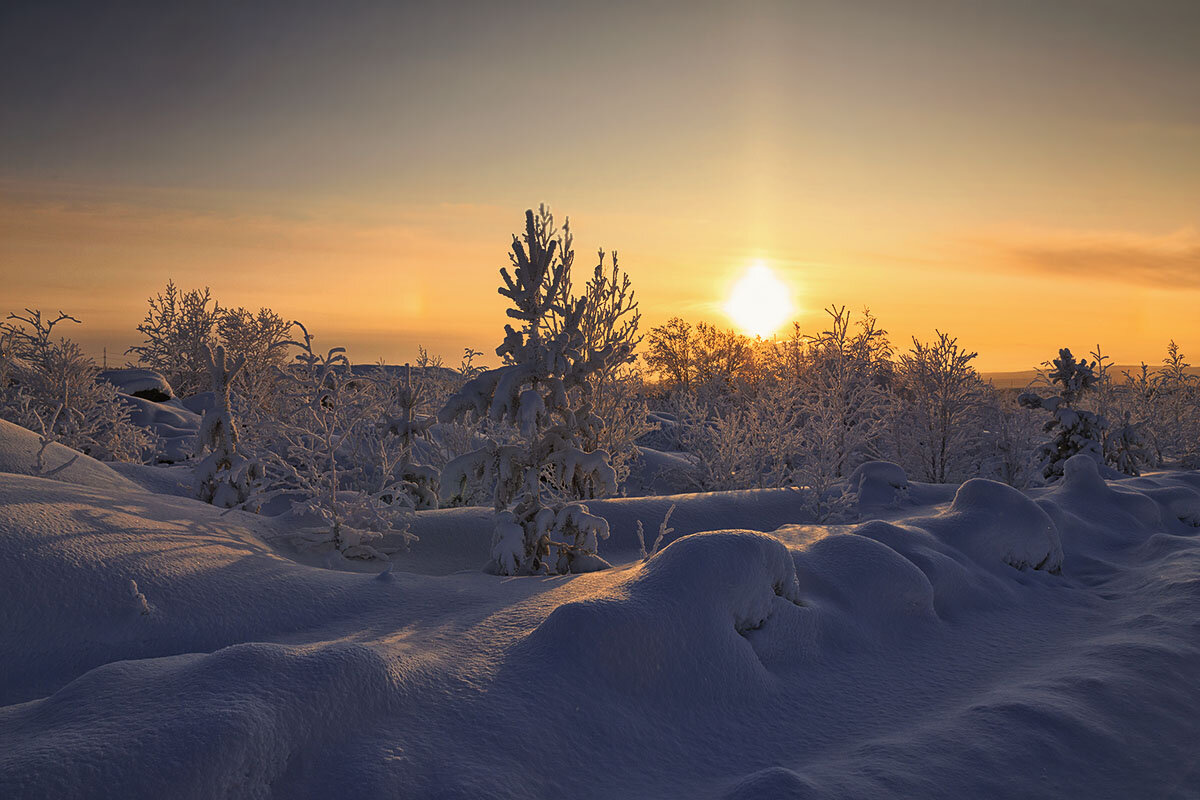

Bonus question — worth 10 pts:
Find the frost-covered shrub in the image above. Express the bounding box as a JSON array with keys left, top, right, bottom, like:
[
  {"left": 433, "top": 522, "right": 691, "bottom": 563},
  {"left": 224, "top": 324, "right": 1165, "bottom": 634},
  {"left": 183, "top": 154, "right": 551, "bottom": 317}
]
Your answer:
[
  {"left": 798, "top": 305, "right": 890, "bottom": 479},
  {"left": 1019, "top": 348, "right": 1108, "bottom": 481},
  {"left": 374, "top": 364, "right": 440, "bottom": 510},
  {"left": 673, "top": 382, "right": 801, "bottom": 492},
  {"left": 1106, "top": 411, "right": 1152, "bottom": 477},
  {"left": 218, "top": 306, "right": 292, "bottom": 418},
  {"left": 889, "top": 332, "right": 985, "bottom": 483},
  {"left": 975, "top": 388, "right": 1042, "bottom": 489},
  {"left": 193, "top": 344, "right": 263, "bottom": 508},
  {"left": 438, "top": 206, "right": 619, "bottom": 575},
  {"left": 127, "top": 281, "right": 222, "bottom": 397},
  {"left": 1119, "top": 362, "right": 1164, "bottom": 467},
  {"left": 1154, "top": 341, "right": 1200, "bottom": 464},
  {"left": 1, "top": 309, "right": 156, "bottom": 462},
  {"left": 252, "top": 324, "right": 417, "bottom": 560}
]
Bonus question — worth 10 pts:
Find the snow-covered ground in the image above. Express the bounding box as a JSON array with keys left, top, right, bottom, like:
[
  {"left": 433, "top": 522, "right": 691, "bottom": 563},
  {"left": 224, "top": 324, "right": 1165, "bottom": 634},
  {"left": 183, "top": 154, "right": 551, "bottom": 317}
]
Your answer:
[{"left": 1, "top": 421, "right": 1198, "bottom": 799}]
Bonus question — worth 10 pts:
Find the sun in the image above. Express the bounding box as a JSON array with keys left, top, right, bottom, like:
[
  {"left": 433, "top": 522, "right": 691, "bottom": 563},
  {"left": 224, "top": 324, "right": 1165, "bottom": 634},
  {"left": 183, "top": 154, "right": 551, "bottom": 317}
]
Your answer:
[{"left": 723, "top": 262, "right": 794, "bottom": 339}]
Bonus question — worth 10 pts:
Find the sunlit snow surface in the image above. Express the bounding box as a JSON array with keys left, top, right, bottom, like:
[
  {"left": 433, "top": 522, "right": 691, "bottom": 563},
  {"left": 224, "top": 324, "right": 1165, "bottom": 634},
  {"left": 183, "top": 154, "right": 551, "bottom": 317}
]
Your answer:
[{"left": 1, "top": 420, "right": 1197, "bottom": 799}]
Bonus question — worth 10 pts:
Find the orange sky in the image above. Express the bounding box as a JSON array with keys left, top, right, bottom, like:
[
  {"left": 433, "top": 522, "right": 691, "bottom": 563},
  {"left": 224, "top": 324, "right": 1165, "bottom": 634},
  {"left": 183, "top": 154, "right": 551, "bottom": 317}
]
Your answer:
[{"left": 2, "top": 1, "right": 1199, "bottom": 371}]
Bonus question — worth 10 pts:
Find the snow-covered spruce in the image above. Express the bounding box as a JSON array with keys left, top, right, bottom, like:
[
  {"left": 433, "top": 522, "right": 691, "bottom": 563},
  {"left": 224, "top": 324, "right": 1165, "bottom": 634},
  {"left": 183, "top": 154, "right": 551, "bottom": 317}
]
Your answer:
[
  {"left": 438, "top": 206, "right": 625, "bottom": 575},
  {"left": 1018, "top": 348, "right": 1108, "bottom": 482},
  {"left": 193, "top": 344, "right": 263, "bottom": 509}
]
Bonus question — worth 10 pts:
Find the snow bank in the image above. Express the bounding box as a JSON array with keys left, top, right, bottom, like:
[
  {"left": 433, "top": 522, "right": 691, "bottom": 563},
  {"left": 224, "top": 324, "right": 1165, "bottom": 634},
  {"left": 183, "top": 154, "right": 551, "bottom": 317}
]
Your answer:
[
  {"left": 513, "top": 530, "right": 805, "bottom": 704},
  {"left": 929, "top": 478, "right": 1063, "bottom": 573},
  {"left": 98, "top": 368, "right": 174, "bottom": 401},
  {"left": 0, "top": 641, "right": 395, "bottom": 799},
  {"left": 1, "top": 452, "right": 1199, "bottom": 799},
  {"left": 0, "top": 418, "right": 141, "bottom": 492},
  {"left": 847, "top": 460, "right": 909, "bottom": 509}
]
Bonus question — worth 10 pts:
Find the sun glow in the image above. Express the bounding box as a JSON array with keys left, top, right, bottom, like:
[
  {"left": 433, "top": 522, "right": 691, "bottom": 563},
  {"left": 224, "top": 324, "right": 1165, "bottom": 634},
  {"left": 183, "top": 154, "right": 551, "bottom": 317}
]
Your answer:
[{"left": 723, "top": 262, "right": 794, "bottom": 339}]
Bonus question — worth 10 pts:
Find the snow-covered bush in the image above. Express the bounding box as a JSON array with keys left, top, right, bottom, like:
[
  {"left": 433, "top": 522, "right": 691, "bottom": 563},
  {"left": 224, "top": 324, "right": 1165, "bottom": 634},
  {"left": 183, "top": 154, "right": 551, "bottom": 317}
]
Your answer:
[
  {"left": 375, "top": 364, "right": 440, "bottom": 510},
  {"left": 1106, "top": 411, "right": 1152, "bottom": 477},
  {"left": 253, "top": 324, "right": 416, "bottom": 560},
  {"left": 1, "top": 309, "right": 156, "bottom": 462},
  {"left": 889, "top": 331, "right": 985, "bottom": 483},
  {"left": 217, "top": 306, "right": 292, "bottom": 418},
  {"left": 1019, "top": 348, "right": 1108, "bottom": 481},
  {"left": 1154, "top": 341, "right": 1199, "bottom": 464},
  {"left": 438, "top": 206, "right": 618, "bottom": 575},
  {"left": 674, "top": 381, "right": 802, "bottom": 492},
  {"left": 193, "top": 344, "right": 263, "bottom": 508},
  {"left": 1119, "top": 362, "right": 1164, "bottom": 467},
  {"left": 974, "top": 388, "right": 1042, "bottom": 488},
  {"left": 798, "top": 305, "right": 890, "bottom": 480},
  {"left": 127, "top": 281, "right": 222, "bottom": 397}
]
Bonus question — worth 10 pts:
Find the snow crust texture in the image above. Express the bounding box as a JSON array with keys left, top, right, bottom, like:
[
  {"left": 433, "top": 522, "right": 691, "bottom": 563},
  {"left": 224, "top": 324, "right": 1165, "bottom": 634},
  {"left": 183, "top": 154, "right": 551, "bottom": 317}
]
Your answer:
[{"left": 1, "top": 427, "right": 1198, "bottom": 799}]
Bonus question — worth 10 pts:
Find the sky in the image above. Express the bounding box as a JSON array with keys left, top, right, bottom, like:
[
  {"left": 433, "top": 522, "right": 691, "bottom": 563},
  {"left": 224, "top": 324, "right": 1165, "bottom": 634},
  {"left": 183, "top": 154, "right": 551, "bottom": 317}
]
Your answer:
[{"left": 2, "top": 0, "right": 1199, "bottom": 371}]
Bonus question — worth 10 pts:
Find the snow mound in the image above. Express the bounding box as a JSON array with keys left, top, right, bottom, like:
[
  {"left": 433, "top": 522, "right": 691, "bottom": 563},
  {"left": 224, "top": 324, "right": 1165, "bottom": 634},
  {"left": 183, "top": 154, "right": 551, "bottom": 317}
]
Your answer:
[
  {"left": 120, "top": 394, "right": 201, "bottom": 462},
  {"left": 1036, "top": 454, "right": 1164, "bottom": 558},
  {"left": 0, "top": 641, "right": 394, "bottom": 798},
  {"left": 96, "top": 369, "right": 200, "bottom": 463},
  {"left": 516, "top": 530, "right": 804, "bottom": 698},
  {"left": 791, "top": 527, "right": 938, "bottom": 625},
  {"left": 724, "top": 766, "right": 819, "bottom": 800},
  {"left": 98, "top": 368, "right": 174, "bottom": 401},
  {"left": 0, "top": 418, "right": 141, "bottom": 492},
  {"left": 848, "top": 460, "right": 909, "bottom": 509},
  {"left": 929, "top": 478, "right": 1063, "bottom": 573}
]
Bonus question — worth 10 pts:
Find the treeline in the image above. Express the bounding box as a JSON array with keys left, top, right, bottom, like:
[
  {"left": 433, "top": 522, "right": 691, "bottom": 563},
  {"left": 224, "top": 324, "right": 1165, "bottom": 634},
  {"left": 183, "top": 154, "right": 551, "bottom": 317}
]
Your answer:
[
  {"left": 3, "top": 204, "right": 1199, "bottom": 569},
  {"left": 638, "top": 310, "right": 1197, "bottom": 499}
]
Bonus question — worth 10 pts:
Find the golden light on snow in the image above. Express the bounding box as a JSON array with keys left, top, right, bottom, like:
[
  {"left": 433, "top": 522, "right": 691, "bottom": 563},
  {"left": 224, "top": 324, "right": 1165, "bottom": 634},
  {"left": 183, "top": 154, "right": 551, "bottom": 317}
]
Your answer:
[{"left": 723, "top": 262, "right": 794, "bottom": 339}]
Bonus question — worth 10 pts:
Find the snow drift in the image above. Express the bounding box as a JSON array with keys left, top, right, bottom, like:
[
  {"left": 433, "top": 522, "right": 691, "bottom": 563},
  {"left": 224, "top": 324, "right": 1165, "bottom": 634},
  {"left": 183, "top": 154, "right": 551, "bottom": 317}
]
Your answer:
[{"left": 1, "top": 435, "right": 1198, "bottom": 798}]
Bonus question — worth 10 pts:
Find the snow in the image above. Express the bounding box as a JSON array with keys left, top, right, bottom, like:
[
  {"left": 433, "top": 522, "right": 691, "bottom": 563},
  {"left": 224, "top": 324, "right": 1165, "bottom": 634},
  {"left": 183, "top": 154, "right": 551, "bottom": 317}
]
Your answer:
[
  {"left": 1, "top": 428, "right": 1198, "bottom": 798},
  {"left": 847, "top": 459, "right": 910, "bottom": 508},
  {"left": 98, "top": 368, "right": 175, "bottom": 401},
  {"left": 97, "top": 367, "right": 200, "bottom": 462},
  {"left": 0, "top": 418, "right": 141, "bottom": 492}
]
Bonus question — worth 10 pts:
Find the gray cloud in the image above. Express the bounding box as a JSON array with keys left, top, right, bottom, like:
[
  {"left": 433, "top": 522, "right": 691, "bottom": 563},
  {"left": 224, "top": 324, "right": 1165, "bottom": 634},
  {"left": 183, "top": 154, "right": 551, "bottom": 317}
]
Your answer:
[{"left": 984, "top": 227, "right": 1200, "bottom": 289}]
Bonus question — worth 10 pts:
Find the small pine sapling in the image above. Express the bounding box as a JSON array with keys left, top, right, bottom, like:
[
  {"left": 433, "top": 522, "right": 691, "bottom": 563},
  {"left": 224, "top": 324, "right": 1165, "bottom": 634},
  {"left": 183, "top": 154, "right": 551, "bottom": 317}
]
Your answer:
[
  {"left": 1018, "top": 348, "right": 1108, "bottom": 481},
  {"left": 1106, "top": 411, "right": 1152, "bottom": 477},
  {"left": 380, "top": 363, "right": 440, "bottom": 510}
]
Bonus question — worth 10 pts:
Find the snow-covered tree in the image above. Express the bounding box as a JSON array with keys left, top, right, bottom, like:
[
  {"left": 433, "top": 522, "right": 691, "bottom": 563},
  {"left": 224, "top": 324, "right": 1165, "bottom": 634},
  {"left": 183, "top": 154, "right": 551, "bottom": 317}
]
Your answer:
[
  {"left": 1019, "top": 348, "right": 1108, "bottom": 481},
  {"left": 889, "top": 331, "right": 985, "bottom": 483},
  {"left": 1154, "top": 340, "right": 1199, "bottom": 464},
  {"left": 193, "top": 344, "right": 263, "bottom": 508},
  {"left": 127, "top": 281, "right": 222, "bottom": 396},
  {"left": 1120, "top": 362, "right": 1164, "bottom": 466},
  {"left": 645, "top": 317, "right": 694, "bottom": 393},
  {"left": 800, "top": 305, "right": 890, "bottom": 479},
  {"left": 975, "top": 388, "right": 1042, "bottom": 489},
  {"left": 217, "top": 306, "right": 292, "bottom": 418},
  {"left": 438, "top": 206, "right": 618, "bottom": 575},
  {"left": 571, "top": 250, "right": 652, "bottom": 485}
]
